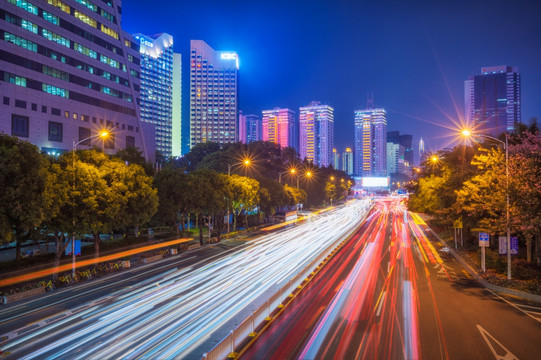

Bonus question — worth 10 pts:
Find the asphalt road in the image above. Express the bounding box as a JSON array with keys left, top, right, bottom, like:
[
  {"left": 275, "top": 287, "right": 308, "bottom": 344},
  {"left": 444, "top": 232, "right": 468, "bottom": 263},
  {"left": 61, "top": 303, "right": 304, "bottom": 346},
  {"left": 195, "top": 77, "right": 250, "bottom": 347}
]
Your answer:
[
  {"left": 242, "top": 198, "right": 541, "bottom": 360},
  {"left": 0, "top": 200, "right": 372, "bottom": 359}
]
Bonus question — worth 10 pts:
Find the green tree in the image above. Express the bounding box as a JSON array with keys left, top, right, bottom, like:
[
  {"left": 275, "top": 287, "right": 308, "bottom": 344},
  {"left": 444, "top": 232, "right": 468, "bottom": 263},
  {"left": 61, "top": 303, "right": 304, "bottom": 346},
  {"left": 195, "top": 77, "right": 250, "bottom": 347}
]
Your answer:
[
  {"left": 154, "top": 168, "right": 192, "bottom": 236},
  {"left": 115, "top": 146, "right": 154, "bottom": 175},
  {"left": 228, "top": 175, "right": 260, "bottom": 230},
  {"left": 0, "top": 134, "right": 49, "bottom": 259}
]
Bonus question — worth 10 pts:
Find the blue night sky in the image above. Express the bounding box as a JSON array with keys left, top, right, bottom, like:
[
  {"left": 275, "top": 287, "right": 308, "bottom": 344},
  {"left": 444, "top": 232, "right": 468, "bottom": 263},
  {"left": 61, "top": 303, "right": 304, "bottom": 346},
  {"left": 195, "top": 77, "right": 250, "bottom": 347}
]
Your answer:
[{"left": 123, "top": 0, "right": 541, "bottom": 160}]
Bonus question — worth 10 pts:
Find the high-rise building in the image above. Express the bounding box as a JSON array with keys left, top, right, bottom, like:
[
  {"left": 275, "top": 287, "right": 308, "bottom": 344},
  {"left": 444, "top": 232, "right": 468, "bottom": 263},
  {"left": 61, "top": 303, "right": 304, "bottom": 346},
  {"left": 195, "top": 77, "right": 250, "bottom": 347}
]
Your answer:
[
  {"left": 299, "top": 101, "right": 334, "bottom": 167},
  {"left": 465, "top": 65, "right": 521, "bottom": 137},
  {"left": 386, "top": 142, "right": 407, "bottom": 176},
  {"left": 419, "top": 137, "right": 426, "bottom": 165},
  {"left": 262, "top": 108, "right": 297, "bottom": 150},
  {"left": 135, "top": 33, "right": 181, "bottom": 158},
  {"left": 0, "top": 0, "right": 153, "bottom": 159},
  {"left": 332, "top": 148, "right": 340, "bottom": 170},
  {"left": 189, "top": 40, "right": 238, "bottom": 148},
  {"left": 342, "top": 147, "right": 353, "bottom": 175},
  {"left": 354, "top": 108, "right": 387, "bottom": 176},
  {"left": 239, "top": 112, "right": 261, "bottom": 144},
  {"left": 387, "top": 131, "right": 413, "bottom": 173}
]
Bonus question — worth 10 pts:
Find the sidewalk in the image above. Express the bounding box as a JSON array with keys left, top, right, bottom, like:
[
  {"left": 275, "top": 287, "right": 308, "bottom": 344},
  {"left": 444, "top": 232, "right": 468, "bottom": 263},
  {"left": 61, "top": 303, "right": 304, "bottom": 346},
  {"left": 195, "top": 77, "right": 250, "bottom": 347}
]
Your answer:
[{"left": 427, "top": 227, "right": 541, "bottom": 303}]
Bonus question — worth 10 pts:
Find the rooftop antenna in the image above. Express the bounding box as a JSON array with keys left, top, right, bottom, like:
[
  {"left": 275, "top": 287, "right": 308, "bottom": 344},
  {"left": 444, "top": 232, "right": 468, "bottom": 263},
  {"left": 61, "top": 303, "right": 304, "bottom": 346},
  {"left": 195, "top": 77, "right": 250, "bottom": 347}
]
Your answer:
[{"left": 367, "top": 92, "right": 374, "bottom": 109}]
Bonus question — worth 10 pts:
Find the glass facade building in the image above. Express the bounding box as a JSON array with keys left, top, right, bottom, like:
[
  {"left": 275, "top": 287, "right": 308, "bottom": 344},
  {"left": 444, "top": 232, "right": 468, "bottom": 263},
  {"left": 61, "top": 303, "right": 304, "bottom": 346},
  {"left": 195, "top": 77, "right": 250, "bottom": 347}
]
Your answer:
[
  {"left": 0, "top": 0, "right": 154, "bottom": 159},
  {"left": 239, "top": 112, "right": 261, "bottom": 143},
  {"left": 134, "top": 32, "right": 181, "bottom": 158},
  {"left": 465, "top": 65, "right": 521, "bottom": 137},
  {"left": 189, "top": 40, "right": 238, "bottom": 148}
]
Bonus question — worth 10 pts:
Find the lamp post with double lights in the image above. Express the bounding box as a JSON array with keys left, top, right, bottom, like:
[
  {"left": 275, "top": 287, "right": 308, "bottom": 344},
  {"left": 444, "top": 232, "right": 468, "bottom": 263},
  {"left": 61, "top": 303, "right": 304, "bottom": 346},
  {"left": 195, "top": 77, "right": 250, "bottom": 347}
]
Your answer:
[
  {"left": 462, "top": 129, "right": 512, "bottom": 279},
  {"left": 71, "top": 131, "right": 109, "bottom": 277},
  {"left": 226, "top": 158, "right": 251, "bottom": 233}
]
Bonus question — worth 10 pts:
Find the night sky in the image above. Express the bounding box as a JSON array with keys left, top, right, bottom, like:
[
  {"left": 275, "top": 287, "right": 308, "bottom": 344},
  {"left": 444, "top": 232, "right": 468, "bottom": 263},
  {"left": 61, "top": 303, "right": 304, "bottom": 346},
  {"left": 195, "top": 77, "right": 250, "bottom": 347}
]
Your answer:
[{"left": 123, "top": 0, "right": 541, "bottom": 161}]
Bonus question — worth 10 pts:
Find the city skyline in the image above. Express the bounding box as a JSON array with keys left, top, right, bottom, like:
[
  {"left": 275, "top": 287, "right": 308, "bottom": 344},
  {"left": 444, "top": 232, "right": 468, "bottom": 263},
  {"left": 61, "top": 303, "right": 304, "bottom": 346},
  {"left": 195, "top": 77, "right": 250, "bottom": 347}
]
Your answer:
[{"left": 123, "top": 0, "right": 541, "bottom": 155}]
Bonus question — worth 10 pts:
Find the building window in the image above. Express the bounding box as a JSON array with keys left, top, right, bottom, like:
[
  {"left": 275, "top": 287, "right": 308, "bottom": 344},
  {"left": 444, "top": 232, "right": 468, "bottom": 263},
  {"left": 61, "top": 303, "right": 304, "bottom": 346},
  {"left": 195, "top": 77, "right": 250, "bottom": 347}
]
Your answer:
[
  {"left": 51, "top": 107, "right": 61, "bottom": 116},
  {"left": 65, "top": 111, "right": 70, "bottom": 118},
  {"left": 3, "top": 97, "right": 9, "bottom": 105},
  {"left": 15, "top": 100, "right": 27, "bottom": 109},
  {"left": 31, "top": 103, "right": 37, "bottom": 111},
  {"left": 126, "top": 135, "right": 135, "bottom": 148},
  {"left": 78, "top": 127, "right": 91, "bottom": 145},
  {"left": 73, "top": 113, "right": 78, "bottom": 120},
  {"left": 12, "top": 114, "right": 29, "bottom": 137},
  {"left": 42, "top": 105, "right": 47, "bottom": 113},
  {"left": 48, "top": 121, "right": 63, "bottom": 142}
]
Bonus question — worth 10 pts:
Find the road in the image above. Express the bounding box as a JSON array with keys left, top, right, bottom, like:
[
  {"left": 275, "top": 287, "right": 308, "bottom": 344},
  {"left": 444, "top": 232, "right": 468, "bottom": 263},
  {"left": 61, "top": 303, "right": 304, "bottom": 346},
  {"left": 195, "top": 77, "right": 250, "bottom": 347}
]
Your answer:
[
  {"left": 242, "top": 198, "right": 541, "bottom": 360},
  {"left": 0, "top": 200, "right": 371, "bottom": 359}
]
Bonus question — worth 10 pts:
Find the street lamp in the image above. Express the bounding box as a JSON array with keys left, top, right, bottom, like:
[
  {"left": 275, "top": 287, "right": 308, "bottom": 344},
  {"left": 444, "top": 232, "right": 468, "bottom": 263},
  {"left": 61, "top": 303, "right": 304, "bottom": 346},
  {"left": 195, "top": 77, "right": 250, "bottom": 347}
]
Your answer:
[
  {"left": 462, "top": 129, "right": 511, "bottom": 279},
  {"left": 71, "top": 131, "right": 109, "bottom": 277},
  {"left": 226, "top": 158, "right": 251, "bottom": 233},
  {"left": 278, "top": 168, "right": 297, "bottom": 186}
]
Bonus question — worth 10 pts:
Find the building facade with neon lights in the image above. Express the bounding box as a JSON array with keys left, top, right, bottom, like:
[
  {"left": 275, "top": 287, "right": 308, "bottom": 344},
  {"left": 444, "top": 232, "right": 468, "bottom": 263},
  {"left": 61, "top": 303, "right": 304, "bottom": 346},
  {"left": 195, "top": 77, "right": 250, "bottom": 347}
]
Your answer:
[
  {"left": 189, "top": 40, "right": 238, "bottom": 149},
  {"left": 0, "top": 0, "right": 153, "bottom": 159},
  {"left": 354, "top": 108, "right": 387, "bottom": 176},
  {"left": 299, "top": 101, "right": 334, "bottom": 167},
  {"left": 262, "top": 107, "right": 297, "bottom": 150},
  {"left": 134, "top": 33, "right": 182, "bottom": 157}
]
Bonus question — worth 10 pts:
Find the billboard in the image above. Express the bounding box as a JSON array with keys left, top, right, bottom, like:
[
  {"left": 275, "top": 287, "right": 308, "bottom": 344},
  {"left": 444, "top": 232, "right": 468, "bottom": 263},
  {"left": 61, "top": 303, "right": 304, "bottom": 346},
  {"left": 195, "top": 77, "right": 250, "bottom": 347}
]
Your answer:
[{"left": 361, "top": 177, "right": 389, "bottom": 187}]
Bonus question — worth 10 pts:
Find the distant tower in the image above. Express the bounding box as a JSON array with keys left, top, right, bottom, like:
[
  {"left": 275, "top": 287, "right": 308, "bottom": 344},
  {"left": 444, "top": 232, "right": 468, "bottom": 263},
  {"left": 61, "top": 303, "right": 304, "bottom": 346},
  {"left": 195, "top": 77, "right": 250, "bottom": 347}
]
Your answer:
[
  {"left": 299, "top": 101, "right": 334, "bottom": 167},
  {"left": 354, "top": 108, "right": 387, "bottom": 176},
  {"left": 262, "top": 108, "right": 297, "bottom": 150},
  {"left": 332, "top": 148, "right": 340, "bottom": 170},
  {"left": 419, "top": 137, "right": 426, "bottom": 164},
  {"left": 464, "top": 65, "right": 521, "bottom": 136},
  {"left": 239, "top": 112, "right": 261, "bottom": 144},
  {"left": 342, "top": 147, "right": 354, "bottom": 175}
]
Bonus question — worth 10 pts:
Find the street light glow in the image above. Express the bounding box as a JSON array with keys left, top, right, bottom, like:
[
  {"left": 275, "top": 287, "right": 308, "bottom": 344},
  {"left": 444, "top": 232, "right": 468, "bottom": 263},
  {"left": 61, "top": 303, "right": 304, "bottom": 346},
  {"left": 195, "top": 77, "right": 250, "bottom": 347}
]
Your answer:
[
  {"left": 462, "top": 129, "right": 471, "bottom": 137},
  {"left": 100, "top": 131, "right": 109, "bottom": 138}
]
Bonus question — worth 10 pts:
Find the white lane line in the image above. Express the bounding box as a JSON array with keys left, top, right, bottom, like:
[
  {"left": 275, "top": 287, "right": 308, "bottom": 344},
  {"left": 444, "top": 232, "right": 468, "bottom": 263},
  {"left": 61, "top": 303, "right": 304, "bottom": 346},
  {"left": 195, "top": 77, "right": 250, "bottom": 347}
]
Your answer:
[
  {"left": 487, "top": 289, "right": 541, "bottom": 324},
  {"left": 476, "top": 324, "right": 518, "bottom": 360},
  {"left": 376, "top": 291, "right": 386, "bottom": 317}
]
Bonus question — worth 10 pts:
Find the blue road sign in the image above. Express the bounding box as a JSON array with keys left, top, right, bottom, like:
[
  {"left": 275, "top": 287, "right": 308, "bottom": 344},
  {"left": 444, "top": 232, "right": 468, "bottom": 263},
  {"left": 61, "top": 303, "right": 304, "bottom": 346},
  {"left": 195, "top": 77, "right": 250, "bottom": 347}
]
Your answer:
[
  {"left": 479, "top": 232, "right": 490, "bottom": 247},
  {"left": 511, "top": 236, "right": 518, "bottom": 255},
  {"left": 65, "top": 239, "right": 81, "bottom": 256}
]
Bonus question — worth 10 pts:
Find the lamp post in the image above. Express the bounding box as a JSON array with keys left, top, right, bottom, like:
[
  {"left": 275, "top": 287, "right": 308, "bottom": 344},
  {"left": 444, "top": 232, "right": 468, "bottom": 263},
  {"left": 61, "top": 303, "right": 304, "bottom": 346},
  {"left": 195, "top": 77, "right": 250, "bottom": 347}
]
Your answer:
[
  {"left": 226, "top": 159, "right": 251, "bottom": 233},
  {"left": 462, "top": 129, "right": 511, "bottom": 279},
  {"left": 279, "top": 168, "right": 297, "bottom": 187},
  {"left": 71, "top": 131, "right": 108, "bottom": 277}
]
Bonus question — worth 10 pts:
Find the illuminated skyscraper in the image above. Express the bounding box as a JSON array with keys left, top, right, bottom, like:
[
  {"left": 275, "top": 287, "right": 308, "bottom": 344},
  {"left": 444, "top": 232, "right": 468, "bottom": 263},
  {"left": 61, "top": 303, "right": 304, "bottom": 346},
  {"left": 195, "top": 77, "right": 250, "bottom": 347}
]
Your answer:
[
  {"left": 332, "top": 148, "right": 340, "bottom": 170},
  {"left": 135, "top": 33, "right": 182, "bottom": 157},
  {"left": 262, "top": 108, "right": 297, "bottom": 150},
  {"left": 239, "top": 112, "right": 261, "bottom": 143},
  {"left": 354, "top": 108, "right": 387, "bottom": 176},
  {"left": 465, "top": 65, "right": 521, "bottom": 137},
  {"left": 418, "top": 137, "right": 427, "bottom": 165},
  {"left": 299, "top": 101, "right": 334, "bottom": 167},
  {"left": 0, "top": 0, "right": 153, "bottom": 159},
  {"left": 189, "top": 40, "right": 238, "bottom": 148},
  {"left": 342, "top": 147, "right": 353, "bottom": 175}
]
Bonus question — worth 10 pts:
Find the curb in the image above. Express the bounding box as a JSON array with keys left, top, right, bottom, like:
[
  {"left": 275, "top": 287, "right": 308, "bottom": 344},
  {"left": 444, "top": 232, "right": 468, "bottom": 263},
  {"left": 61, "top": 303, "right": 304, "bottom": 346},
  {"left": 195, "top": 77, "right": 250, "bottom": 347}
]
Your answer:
[{"left": 428, "top": 228, "right": 541, "bottom": 303}]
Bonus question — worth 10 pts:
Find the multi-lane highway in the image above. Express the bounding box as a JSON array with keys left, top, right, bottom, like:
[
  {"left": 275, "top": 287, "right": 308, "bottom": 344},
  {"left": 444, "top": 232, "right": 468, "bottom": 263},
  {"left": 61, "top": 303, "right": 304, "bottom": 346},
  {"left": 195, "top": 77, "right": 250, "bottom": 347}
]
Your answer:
[
  {"left": 242, "top": 198, "right": 541, "bottom": 359},
  {"left": 0, "top": 200, "right": 371, "bottom": 359}
]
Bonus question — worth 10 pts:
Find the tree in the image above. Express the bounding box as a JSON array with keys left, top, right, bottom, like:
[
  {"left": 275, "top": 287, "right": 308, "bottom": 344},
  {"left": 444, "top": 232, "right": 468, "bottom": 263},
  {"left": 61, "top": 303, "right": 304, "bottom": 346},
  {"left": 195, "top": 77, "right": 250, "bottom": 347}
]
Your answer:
[
  {"left": 228, "top": 175, "right": 260, "bottom": 230},
  {"left": 154, "top": 168, "right": 192, "bottom": 237},
  {"left": 455, "top": 148, "right": 508, "bottom": 235},
  {"left": 177, "top": 142, "right": 221, "bottom": 171},
  {"left": 0, "top": 134, "right": 49, "bottom": 259},
  {"left": 509, "top": 131, "right": 541, "bottom": 263},
  {"left": 115, "top": 146, "right": 154, "bottom": 175}
]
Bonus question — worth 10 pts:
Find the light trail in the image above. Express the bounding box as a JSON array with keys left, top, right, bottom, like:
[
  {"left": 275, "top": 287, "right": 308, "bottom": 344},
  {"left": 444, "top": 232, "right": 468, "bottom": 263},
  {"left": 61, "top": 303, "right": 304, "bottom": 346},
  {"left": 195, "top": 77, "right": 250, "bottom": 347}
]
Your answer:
[{"left": 1, "top": 200, "right": 371, "bottom": 359}]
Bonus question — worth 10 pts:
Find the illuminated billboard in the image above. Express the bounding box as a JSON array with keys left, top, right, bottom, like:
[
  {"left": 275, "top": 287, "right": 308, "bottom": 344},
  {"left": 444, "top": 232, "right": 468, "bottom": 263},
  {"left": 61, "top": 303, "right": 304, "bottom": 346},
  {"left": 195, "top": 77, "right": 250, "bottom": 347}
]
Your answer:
[{"left": 361, "top": 177, "right": 389, "bottom": 187}]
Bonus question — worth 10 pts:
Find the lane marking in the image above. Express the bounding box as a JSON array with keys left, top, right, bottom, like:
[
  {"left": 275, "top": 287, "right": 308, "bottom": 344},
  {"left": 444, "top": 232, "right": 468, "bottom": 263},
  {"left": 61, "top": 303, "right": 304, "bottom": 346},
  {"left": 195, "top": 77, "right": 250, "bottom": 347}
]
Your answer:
[
  {"left": 487, "top": 289, "right": 541, "bottom": 324},
  {"left": 375, "top": 291, "right": 386, "bottom": 317},
  {"left": 476, "top": 324, "right": 518, "bottom": 360}
]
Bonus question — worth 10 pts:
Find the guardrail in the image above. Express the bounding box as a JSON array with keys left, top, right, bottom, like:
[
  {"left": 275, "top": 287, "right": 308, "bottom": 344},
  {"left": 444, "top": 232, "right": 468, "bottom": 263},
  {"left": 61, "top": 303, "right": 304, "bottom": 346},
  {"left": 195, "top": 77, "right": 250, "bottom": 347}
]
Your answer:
[{"left": 202, "top": 200, "right": 373, "bottom": 360}]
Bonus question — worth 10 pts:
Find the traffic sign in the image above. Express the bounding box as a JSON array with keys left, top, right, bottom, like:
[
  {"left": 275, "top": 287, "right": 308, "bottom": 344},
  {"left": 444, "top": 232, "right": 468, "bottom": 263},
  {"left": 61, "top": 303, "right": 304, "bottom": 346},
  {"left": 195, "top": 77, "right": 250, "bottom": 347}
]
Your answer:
[
  {"left": 479, "top": 233, "right": 489, "bottom": 247},
  {"left": 453, "top": 218, "right": 463, "bottom": 229},
  {"left": 511, "top": 236, "right": 518, "bottom": 255},
  {"left": 498, "top": 236, "right": 519, "bottom": 255}
]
